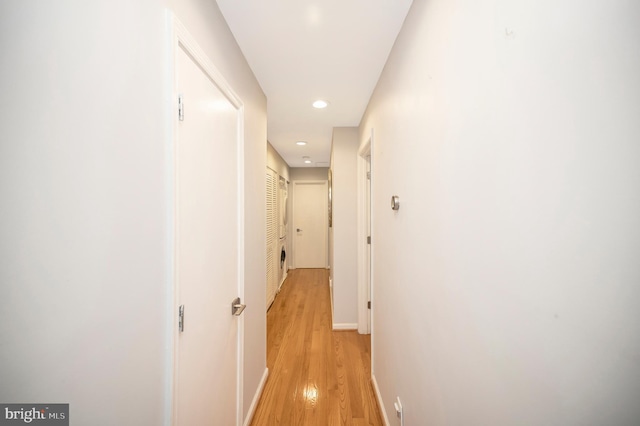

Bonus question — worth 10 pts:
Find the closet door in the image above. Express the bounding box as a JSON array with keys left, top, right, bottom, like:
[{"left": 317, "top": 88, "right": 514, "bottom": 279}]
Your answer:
[{"left": 266, "top": 168, "right": 278, "bottom": 308}]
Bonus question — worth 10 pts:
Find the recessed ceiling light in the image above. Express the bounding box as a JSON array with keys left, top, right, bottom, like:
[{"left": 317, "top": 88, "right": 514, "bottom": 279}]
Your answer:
[
  {"left": 312, "top": 100, "right": 328, "bottom": 109},
  {"left": 296, "top": 141, "right": 307, "bottom": 146},
  {"left": 304, "top": 160, "right": 312, "bottom": 164}
]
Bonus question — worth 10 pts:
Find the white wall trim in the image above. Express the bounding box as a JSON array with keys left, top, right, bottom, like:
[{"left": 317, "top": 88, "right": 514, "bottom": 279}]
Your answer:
[
  {"left": 167, "top": 14, "right": 180, "bottom": 425},
  {"left": 329, "top": 277, "right": 334, "bottom": 321},
  {"left": 372, "top": 373, "right": 390, "bottom": 426},
  {"left": 332, "top": 323, "right": 358, "bottom": 330},
  {"left": 242, "top": 368, "right": 269, "bottom": 426},
  {"left": 278, "top": 269, "right": 288, "bottom": 291},
  {"left": 163, "top": 10, "right": 176, "bottom": 426},
  {"left": 172, "top": 16, "right": 243, "bottom": 109}
]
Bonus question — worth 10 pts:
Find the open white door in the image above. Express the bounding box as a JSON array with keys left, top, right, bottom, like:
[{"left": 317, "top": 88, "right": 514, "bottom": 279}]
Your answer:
[
  {"left": 365, "top": 156, "right": 371, "bottom": 331},
  {"left": 171, "top": 16, "right": 245, "bottom": 426},
  {"left": 358, "top": 135, "right": 372, "bottom": 334}
]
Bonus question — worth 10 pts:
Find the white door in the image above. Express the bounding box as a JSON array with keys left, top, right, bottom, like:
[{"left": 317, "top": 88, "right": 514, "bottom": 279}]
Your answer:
[
  {"left": 293, "top": 181, "right": 328, "bottom": 268},
  {"left": 173, "top": 22, "right": 244, "bottom": 426},
  {"left": 358, "top": 138, "right": 372, "bottom": 335},
  {"left": 365, "top": 156, "right": 372, "bottom": 333}
]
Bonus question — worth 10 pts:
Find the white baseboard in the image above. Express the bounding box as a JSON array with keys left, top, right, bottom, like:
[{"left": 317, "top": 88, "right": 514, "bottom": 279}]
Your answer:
[
  {"left": 278, "top": 270, "right": 287, "bottom": 291},
  {"left": 332, "top": 323, "right": 358, "bottom": 330},
  {"left": 243, "top": 368, "right": 269, "bottom": 426},
  {"left": 372, "top": 373, "right": 390, "bottom": 426}
]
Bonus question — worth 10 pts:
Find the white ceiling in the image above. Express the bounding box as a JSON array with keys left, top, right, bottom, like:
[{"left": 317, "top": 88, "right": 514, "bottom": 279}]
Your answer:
[{"left": 216, "top": 0, "right": 413, "bottom": 168}]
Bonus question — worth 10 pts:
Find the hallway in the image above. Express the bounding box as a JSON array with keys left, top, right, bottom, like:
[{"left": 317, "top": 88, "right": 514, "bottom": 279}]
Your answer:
[{"left": 251, "top": 269, "right": 382, "bottom": 425}]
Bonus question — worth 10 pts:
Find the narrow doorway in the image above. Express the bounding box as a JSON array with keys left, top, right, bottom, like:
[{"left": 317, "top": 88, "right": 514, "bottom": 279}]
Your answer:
[{"left": 171, "top": 16, "right": 245, "bottom": 425}]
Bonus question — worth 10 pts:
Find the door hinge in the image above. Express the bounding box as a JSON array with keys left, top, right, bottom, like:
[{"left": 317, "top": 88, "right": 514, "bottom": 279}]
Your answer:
[
  {"left": 367, "top": 236, "right": 371, "bottom": 244},
  {"left": 367, "top": 171, "right": 371, "bottom": 180},
  {"left": 178, "top": 94, "right": 184, "bottom": 121},
  {"left": 367, "top": 301, "right": 371, "bottom": 309},
  {"left": 178, "top": 305, "right": 185, "bottom": 332}
]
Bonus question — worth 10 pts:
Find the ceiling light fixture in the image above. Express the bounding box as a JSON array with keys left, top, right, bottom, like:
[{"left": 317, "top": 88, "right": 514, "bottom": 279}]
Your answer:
[
  {"left": 312, "top": 100, "right": 328, "bottom": 109},
  {"left": 304, "top": 160, "right": 312, "bottom": 164},
  {"left": 296, "top": 141, "right": 307, "bottom": 146}
]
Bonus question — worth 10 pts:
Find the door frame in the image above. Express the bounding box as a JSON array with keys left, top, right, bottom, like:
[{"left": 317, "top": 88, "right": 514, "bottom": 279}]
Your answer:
[
  {"left": 169, "top": 13, "right": 245, "bottom": 425},
  {"left": 357, "top": 130, "right": 373, "bottom": 334},
  {"left": 291, "top": 180, "right": 328, "bottom": 269}
]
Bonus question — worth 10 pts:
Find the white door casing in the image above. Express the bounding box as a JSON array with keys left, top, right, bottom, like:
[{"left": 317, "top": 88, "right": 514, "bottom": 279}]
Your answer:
[
  {"left": 365, "top": 155, "right": 371, "bottom": 331},
  {"left": 292, "top": 181, "right": 328, "bottom": 268},
  {"left": 171, "top": 15, "right": 245, "bottom": 426}
]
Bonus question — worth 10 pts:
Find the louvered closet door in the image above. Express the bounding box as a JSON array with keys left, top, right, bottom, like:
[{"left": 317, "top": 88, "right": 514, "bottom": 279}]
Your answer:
[{"left": 266, "top": 168, "right": 278, "bottom": 308}]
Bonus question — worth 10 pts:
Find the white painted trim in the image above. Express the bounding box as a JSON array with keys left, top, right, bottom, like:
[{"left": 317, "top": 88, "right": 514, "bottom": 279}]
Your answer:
[
  {"left": 278, "top": 268, "right": 287, "bottom": 292},
  {"left": 291, "top": 180, "right": 329, "bottom": 269},
  {"left": 169, "top": 13, "right": 180, "bottom": 425},
  {"left": 242, "top": 368, "right": 269, "bottom": 426},
  {"left": 357, "top": 132, "right": 372, "bottom": 158},
  {"left": 372, "top": 373, "right": 390, "bottom": 426},
  {"left": 164, "top": 10, "right": 176, "bottom": 426},
  {"left": 332, "top": 323, "right": 358, "bottom": 330},
  {"left": 172, "top": 18, "right": 242, "bottom": 109},
  {"left": 169, "top": 12, "right": 245, "bottom": 426},
  {"left": 329, "top": 278, "right": 334, "bottom": 322},
  {"left": 369, "top": 129, "right": 376, "bottom": 391},
  {"left": 236, "top": 99, "right": 246, "bottom": 426}
]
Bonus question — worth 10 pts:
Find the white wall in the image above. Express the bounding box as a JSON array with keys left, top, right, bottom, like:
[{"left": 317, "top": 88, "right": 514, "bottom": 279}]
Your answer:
[
  {"left": 361, "top": 0, "right": 640, "bottom": 424},
  {"left": 0, "top": 1, "right": 266, "bottom": 424},
  {"left": 330, "top": 128, "right": 360, "bottom": 328},
  {"left": 289, "top": 167, "right": 329, "bottom": 181},
  {"left": 267, "top": 142, "right": 290, "bottom": 182}
]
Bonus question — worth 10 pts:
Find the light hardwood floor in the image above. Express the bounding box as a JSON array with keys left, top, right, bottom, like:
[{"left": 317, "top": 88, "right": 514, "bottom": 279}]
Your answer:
[{"left": 250, "top": 268, "right": 383, "bottom": 425}]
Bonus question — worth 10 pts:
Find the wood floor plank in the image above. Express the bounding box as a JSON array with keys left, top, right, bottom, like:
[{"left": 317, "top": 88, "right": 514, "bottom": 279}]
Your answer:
[{"left": 250, "top": 269, "right": 383, "bottom": 426}]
